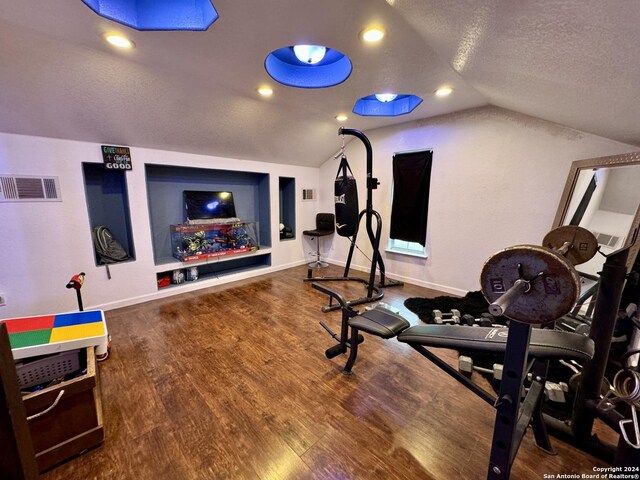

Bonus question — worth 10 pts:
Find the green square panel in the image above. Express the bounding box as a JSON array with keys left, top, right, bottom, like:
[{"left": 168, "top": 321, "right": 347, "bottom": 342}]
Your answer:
[{"left": 9, "top": 329, "right": 52, "bottom": 349}]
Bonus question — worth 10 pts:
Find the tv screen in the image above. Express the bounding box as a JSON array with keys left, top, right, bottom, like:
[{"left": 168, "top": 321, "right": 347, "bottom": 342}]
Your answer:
[{"left": 184, "top": 190, "right": 237, "bottom": 221}]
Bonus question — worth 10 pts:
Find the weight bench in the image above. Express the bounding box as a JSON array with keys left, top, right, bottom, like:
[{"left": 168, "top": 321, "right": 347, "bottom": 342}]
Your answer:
[
  {"left": 400, "top": 322, "right": 595, "bottom": 480},
  {"left": 313, "top": 226, "right": 610, "bottom": 479},
  {"left": 396, "top": 324, "right": 594, "bottom": 360},
  {"left": 314, "top": 283, "right": 593, "bottom": 373},
  {"left": 313, "top": 282, "right": 595, "bottom": 480}
]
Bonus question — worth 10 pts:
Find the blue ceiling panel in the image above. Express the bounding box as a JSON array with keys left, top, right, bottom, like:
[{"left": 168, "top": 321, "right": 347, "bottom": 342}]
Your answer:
[
  {"left": 353, "top": 94, "right": 423, "bottom": 116},
  {"left": 83, "top": 0, "right": 218, "bottom": 31},
  {"left": 265, "top": 46, "right": 352, "bottom": 88}
]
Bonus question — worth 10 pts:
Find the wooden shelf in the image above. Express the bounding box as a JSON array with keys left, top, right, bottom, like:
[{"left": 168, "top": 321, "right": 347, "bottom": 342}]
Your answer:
[
  {"left": 156, "top": 250, "right": 272, "bottom": 291},
  {"left": 154, "top": 247, "right": 271, "bottom": 273}
]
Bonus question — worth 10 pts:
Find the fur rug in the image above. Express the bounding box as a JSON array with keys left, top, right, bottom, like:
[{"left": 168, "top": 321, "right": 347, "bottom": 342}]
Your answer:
[{"left": 404, "top": 290, "right": 490, "bottom": 322}]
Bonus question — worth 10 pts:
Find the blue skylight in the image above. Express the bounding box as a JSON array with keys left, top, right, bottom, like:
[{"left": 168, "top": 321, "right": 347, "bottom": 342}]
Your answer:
[
  {"left": 82, "top": 0, "right": 218, "bottom": 31},
  {"left": 353, "top": 94, "right": 423, "bottom": 116},
  {"left": 265, "top": 46, "right": 352, "bottom": 88}
]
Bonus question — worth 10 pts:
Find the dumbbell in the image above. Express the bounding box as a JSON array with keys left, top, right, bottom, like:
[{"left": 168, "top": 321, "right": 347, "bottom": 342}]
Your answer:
[
  {"left": 544, "top": 381, "right": 569, "bottom": 403},
  {"left": 480, "top": 225, "right": 598, "bottom": 324},
  {"left": 433, "top": 309, "right": 461, "bottom": 324},
  {"left": 459, "top": 355, "right": 569, "bottom": 402},
  {"left": 461, "top": 313, "right": 495, "bottom": 327},
  {"left": 458, "top": 355, "right": 504, "bottom": 380}
]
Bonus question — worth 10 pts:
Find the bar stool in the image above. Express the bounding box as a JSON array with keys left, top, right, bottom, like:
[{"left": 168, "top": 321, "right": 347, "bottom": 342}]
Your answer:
[{"left": 303, "top": 213, "right": 335, "bottom": 268}]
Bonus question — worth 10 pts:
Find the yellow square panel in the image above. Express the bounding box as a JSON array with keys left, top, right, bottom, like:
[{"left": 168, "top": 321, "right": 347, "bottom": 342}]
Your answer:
[{"left": 49, "top": 322, "right": 106, "bottom": 343}]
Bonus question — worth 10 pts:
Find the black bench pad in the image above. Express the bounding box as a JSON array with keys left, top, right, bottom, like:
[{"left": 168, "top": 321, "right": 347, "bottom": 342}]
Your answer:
[
  {"left": 397, "top": 325, "right": 594, "bottom": 362},
  {"left": 349, "top": 307, "right": 410, "bottom": 339}
]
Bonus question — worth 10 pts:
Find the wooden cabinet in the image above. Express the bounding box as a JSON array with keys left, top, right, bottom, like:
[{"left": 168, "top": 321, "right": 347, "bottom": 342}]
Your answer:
[{"left": 22, "top": 348, "right": 104, "bottom": 472}]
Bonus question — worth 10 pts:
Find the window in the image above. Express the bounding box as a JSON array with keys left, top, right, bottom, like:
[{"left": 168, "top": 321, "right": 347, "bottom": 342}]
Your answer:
[
  {"left": 386, "top": 149, "right": 433, "bottom": 258},
  {"left": 387, "top": 238, "right": 427, "bottom": 257}
]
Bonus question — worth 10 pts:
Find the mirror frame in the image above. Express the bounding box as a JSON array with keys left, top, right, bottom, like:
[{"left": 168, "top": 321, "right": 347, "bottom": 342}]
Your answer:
[{"left": 552, "top": 151, "right": 640, "bottom": 272}]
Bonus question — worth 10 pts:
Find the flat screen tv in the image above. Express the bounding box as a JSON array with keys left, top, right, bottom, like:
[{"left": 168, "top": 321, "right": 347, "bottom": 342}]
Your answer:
[{"left": 184, "top": 190, "right": 237, "bottom": 221}]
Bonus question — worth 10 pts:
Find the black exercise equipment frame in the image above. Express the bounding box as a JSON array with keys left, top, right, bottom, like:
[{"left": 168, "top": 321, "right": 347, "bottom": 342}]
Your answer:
[
  {"left": 408, "top": 323, "right": 556, "bottom": 479},
  {"left": 483, "top": 323, "right": 554, "bottom": 479},
  {"left": 305, "top": 128, "right": 402, "bottom": 312},
  {"left": 543, "top": 241, "right": 640, "bottom": 466},
  {"left": 314, "top": 283, "right": 365, "bottom": 372},
  {"left": 313, "top": 280, "right": 555, "bottom": 479},
  {"left": 313, "top": 232, "right": 640, "bottom": 474}
]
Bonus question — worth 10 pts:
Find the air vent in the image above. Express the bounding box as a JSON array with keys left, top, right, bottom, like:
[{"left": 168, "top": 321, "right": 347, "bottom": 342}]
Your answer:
[
  {"left": 593, "top": 231, "right": 621, "bottom": 249},
  {"left": 302, "top": 189, "right": 316, "bottom": 201},
  {"left": 0, "top": 175, "right": 61, "bottom": 202}
]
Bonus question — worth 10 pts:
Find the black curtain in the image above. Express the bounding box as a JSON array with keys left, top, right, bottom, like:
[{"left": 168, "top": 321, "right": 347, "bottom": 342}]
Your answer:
[
  {"left": 390, "top": 150, "right": 433, "bottom": 246},
  {"left": 569, "top": 174, "right": 597, "bottom": 226}
]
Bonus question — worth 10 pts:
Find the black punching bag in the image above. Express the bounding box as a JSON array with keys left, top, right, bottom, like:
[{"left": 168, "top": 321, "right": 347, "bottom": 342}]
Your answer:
[{"left": 334, "top": 155, "right": 359, "bottom": 237}]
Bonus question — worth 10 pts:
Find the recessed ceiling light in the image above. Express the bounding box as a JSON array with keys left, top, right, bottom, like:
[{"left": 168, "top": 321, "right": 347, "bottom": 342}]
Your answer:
[
  {"left": 104, "top": 33, "right": 134, "bottom": 49},
  {"left": 257, "top": 86, "right": 273, "bottom": 97},
  {"left": 335, "top": 114, "right": 348, "bottom": 122},
  {"left": 375, "top": 93, "right": 398, "bottom": 103},
  {"left": 361, "top": 27, "right": 385, "bottom": 43},
  {"left": 293, "top": 45, "right": 327, "bottom": 64},
  {"left": 435, "top": 86, "right": 453, "bottom": 97}
]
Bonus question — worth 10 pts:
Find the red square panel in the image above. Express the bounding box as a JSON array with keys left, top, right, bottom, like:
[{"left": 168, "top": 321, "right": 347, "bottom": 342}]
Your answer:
[{"left": 1, "top": 315, "right": 55, "bottom": 334}]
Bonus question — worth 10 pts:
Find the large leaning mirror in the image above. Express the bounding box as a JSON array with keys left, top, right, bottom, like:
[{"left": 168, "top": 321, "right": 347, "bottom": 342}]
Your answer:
[{"left": 553, "top": 152, "right": 640, "bottom": 277}]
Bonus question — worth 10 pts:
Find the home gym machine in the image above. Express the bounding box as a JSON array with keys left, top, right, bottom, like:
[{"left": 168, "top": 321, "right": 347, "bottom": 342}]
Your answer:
[
  {"left": 305, "top": 128, "right": 402, "bottom": 312},
  {"left": 313, "top": 224, "right": 639, "bottom": 477},
  {"left": 543, "top": 230, "right": 640, "bottom": 466}
]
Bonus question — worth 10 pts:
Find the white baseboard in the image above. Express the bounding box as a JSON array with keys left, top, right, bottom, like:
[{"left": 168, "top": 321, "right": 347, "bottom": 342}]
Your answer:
[
  {"left": 94, "top": 259, "right": 310, "bottom": 312},
  {"left": 324, "top": 258, "right": 467, "bottom": 297},
  {"left": 93, "top": 257, "right": 466, "bottom": 313}
]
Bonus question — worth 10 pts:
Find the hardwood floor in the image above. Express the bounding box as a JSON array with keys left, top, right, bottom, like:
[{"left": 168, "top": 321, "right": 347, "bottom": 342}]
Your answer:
[{"left": 41, "top": 265, "right": 610, "bottom": 479}]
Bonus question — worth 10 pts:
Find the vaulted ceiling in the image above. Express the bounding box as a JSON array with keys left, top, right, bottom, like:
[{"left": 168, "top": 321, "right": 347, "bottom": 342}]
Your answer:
[{"left": 0, "top": 0, "right": 638, "bottom": 167}]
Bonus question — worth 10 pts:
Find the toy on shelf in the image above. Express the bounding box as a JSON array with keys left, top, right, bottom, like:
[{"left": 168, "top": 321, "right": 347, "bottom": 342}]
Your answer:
[{"left": 171, "top": 221, "right": 259, "bottom": 262}]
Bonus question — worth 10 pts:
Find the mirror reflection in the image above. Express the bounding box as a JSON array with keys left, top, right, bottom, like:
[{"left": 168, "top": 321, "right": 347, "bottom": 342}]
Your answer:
[{"left": 559, "top": 161, "right": 640, "bottom": 276}]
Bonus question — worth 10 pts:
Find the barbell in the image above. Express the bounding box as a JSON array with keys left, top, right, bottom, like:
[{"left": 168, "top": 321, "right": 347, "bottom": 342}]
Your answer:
[{"left": 480, "top": 225, "right": 598, "bottom": 325}]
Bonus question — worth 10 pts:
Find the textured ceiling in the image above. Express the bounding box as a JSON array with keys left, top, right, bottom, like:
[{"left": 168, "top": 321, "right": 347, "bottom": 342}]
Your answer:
[{"left": 0, "top": 0, "right": 638, "bottom": 167}]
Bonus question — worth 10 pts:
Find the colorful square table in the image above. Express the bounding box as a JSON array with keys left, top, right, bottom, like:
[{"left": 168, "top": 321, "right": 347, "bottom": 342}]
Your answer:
[{"left": 1, "top": 310, "right": 109, "bottom": 360}]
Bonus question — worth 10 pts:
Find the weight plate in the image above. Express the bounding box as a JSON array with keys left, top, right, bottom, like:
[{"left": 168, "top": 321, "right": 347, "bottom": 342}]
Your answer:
[
  {"left": 542, "top": 225, "right": 598, "bottom": 266},
  {"left": 480, "top": 245, "right": 580, "bottom": 325}
]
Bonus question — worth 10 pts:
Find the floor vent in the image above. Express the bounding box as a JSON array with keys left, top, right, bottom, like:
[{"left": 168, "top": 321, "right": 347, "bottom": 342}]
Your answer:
[{"left": 0, "top": 175, "right": 62, "bottom": 202}]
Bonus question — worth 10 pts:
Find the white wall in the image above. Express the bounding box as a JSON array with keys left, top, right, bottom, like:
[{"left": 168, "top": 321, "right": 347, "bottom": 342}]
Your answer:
[
  {"left": 319, "top": 106, "right": 638, "bottom": 295},
  {"left": 0, "top": 133, "right": 319, "bottom": 318},
  {"left": 2, "top": 105, "right": 638, "bottom": 318}
]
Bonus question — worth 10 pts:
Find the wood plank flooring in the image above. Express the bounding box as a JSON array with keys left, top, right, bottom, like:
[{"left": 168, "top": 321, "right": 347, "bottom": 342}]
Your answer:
[{"left": 41, "top": 265, "right": 610, "bottom": 479}]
